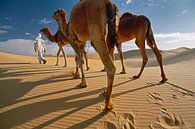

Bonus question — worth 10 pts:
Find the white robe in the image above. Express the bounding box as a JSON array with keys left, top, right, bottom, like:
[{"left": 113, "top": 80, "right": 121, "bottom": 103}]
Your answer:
[{"left": 34, "top": 37, "right": 46, "bottom": 61}]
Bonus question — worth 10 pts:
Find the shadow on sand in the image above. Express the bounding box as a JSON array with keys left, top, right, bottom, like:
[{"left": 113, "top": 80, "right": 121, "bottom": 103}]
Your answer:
[
  {"left": 0, "top": 62, "right": 170, "bottom": 129},
  {"left": 0, "top": 74, "right": 163, "bottom": 129}
]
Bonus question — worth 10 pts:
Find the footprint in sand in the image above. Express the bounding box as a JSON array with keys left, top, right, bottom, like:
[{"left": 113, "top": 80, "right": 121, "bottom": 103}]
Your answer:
[
  {"left": 97, "top": 121, "right": 117, "bottom": 129},
  {"left": 150, "top": 108, "right": 189, "bottom": 129},
  {"left": 171, "top": 88, "right": 194, "bottom": 100},
  {"left": 148, "top": 92, "right": 164, "bottom": 105},
  {"left": 120, "top": 113, "right": 135, "bottom": 129},
  {"left": 96, "top": 112, "right": 135, "bottom": 129}
]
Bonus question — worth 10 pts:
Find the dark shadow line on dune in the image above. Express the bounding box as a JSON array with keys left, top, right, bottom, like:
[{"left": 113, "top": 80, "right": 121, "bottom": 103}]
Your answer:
[
  {"left": 0, "top": 63, "right": 32, "bottom": 65},
  {"left": 0, "top": 65, "right": 64, "bottom": 71},
  {"left": 15, "top": 87, "right": 78, "bottom": 104},
  {"left": 113, "top": 81, "right": 163, "bottom": 98},
  {"left": 0, "top": 63, "right": 72, "bottom": 71},
  {"left": 113, "top": 78, "right": 136, "bottom": 87},
  {"left": 85, "top": 70, "right": 104, "bottom": 74},
  {"left": 85, "top": 74, "right": 107, "bottom": 79},
  {"left": 0, "top": 63, "right": 73, "bottom": 78},
  {"left": 66, "top": 111, "right": 107, "bottom": 129},
  {"left": 166, "top": 82, "right": 195, "bottom": 95},
  {"left": 0, "top": 71, "right": 65, "bottom": 78}
]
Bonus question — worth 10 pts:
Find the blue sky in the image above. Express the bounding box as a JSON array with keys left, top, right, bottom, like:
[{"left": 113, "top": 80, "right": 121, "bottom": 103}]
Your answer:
[{"left": 0, "top": 0, "right": 195, "bottom": 55}]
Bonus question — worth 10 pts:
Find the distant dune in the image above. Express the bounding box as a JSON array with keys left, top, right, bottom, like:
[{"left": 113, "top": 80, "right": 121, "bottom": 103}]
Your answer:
[
  {"left": 0, "top": 47, "right": 195, "bottom": 129},
  {"left": 88, "top": 47, "right": 195, "bottom": 68},
  {"left": 117, "top": 47, "right": 194, "bottom": 67}
]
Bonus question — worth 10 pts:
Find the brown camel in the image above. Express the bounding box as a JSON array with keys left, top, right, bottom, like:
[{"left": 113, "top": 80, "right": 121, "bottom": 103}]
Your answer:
[
  {"left": 107, "top": 12, "right": 168, "bottom": 83},
  {"left": 40, "top": 27, "right": 68, "bottom": 66},
  {"left": 40, "top": 27, "right": 90, "bottom": 70},
  {"left": 53, "top": 0, "right": 119, "bottom": 111}
]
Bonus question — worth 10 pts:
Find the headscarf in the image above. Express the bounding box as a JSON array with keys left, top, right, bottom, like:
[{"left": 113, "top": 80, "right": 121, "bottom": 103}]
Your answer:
[{"left": 37, "top": 33, "right": 42, "bottom": 38}]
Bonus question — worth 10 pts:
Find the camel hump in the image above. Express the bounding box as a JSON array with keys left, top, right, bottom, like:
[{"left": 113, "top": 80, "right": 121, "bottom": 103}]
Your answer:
[{"left": 121, "top": 12, "right": 134, "bottom": 19}]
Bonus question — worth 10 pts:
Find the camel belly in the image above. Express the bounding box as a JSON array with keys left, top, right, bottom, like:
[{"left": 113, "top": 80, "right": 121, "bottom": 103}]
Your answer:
[
  {"left": 118, "top": 29, "right": 136, "bottom": 43},
  {"left": 70, "top": 1, "right": 90, "bottom": 42}
]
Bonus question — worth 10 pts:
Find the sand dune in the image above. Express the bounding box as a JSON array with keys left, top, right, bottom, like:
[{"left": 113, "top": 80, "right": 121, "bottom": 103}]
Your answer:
[
  {"left": 113, "top": 47, "right": 195, "bottom": 68},
  {"left": 0, "top": 48, "right": 195, "bottom": 129}
]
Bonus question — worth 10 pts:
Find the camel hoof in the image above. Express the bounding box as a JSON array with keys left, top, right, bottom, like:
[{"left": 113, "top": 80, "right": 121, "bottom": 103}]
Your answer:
[
  {"left": 101, "top": 69, "right": 106, "bottom": 72},
  {"left": 55, "top": 64, "right": 58, "bottom": 66},
  {"left": 86, "top": 67, "right": 90, "bottom": 71},
  {"left": 133, "top": 75, "right": 139, "bottom": 79},
  {"left": 120, "top": 71, "right": 126, "bottom": 74},
  {"left": 63, "top": 65, "right": 67, "bottom": 67},
  {"left": 160, "top": 78, "right": 168, "bottom": 83},
  {"left": 104, "top": 104, "right": 113, "bottom": 112},
  {"left": 78, "top": 83, "right": 87, "bottom": 88}
]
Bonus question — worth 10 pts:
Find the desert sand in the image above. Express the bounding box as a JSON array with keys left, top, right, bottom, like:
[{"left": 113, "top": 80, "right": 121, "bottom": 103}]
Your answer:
[{"left": 0, "top": 47, "right": 195, "bottom": 129}]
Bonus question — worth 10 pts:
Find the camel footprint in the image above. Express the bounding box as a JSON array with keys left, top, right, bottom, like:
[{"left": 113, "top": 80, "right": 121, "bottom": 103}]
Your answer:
[
  {"left": 96, "top": 112, "right": 135, "bottom": 129},
  {"left": 97, "top": 121, "right": 117, "bottom": 129},
  {"left": 150, "top": 108, "right": 189, "bottom": 129},
  {"left": 120, "top": 113, "right": 135, "bottom": 129},
  {"left": 171, "top": 88, "right": 194, "bottom": 100},
  {"left": 148, "top": 92, "right": 164, "bottom": 105}
]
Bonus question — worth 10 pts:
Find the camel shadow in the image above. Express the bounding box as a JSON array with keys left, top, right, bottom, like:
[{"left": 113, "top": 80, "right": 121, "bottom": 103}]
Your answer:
[
  {"left": 166, "top": 82, "right": 195, "bottom": 96},
  {"left": 0, "top": 65, "right": 64, "bottom": 79},
  {"left": 0, "top": 62, "right": 165, "bottom": 129},
  {"left": 0, "top": 83, "right": 106, "bottom": 128},
  {"left": 35, "top": 80, "right": 162, "bottom": 129},
  {"left": 0, "top": 63, "right": 75, "bottom": 109},
  {"left": 66, "top": 111, "right": 107, "bottom": 129},
  {"left": 0, "top": 63, "right": 31, "bottom": 65},
  {"left": 0, "top": 74, "right": 75, "bottom": 109}
]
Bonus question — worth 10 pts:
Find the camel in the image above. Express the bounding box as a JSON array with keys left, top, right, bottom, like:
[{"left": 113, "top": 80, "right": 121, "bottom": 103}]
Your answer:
[
  {"left": 107, "top": 12, "right": 168, "bottom": 83},
  {"left": 40, "top": 27, "right": 68, "bottom": 66},
  {"left": 40, "top": 27, "right": 90, "bottom": 71},
  {"left": 52, "top": 0, "right": 119, "bottom": 111}
]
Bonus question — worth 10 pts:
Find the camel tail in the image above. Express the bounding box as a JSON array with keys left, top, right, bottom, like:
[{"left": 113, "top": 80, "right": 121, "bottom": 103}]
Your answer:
[
  {"left": 146, "top": 19, "right": 157, "bottom": 48},
  {"left": 106, "top": 3, "right": 119, "bottom": 49}
]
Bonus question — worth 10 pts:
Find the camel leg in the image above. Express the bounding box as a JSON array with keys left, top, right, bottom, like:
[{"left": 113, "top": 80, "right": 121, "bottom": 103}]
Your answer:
[
  {"left": 82, "top": 48, "right": 90, "bottom": 71},
  {"left": 109, "top": 47, "right": 115, "bottom": 61},
  {"left": 74, "top": 56, "right": 81, "bottom": 79},
  {"left": 101, "top": 47, "right": 114, "bottom": 72},
  {"left": 106, "top": 47, "right": 115, "bottom": 70},
  {"left": 99, "top": 44, "right": 116, "bottom": 111},
  {"left": 61, "top": 46, "right": 67, "bottom": 67},
  {"left": 71, "top": 42, "right": 87, "bottom": 88},
  {"left": 133, "top": 40, "right": 148, "bottom": 79},
  {"left": 55, "top": 46, "right": 61, "bottom": 66},
  {"left": 146, "top": 39, "right": 168, "bottom": 83},
  {"left": 91, "top": 37, "right": 116, "bottom": 111},
  {"left": 116, "top": 43, "right": 126, "bottom": 74}
]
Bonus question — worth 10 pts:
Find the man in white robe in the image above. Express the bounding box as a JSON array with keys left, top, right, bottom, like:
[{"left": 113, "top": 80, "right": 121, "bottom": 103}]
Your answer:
[{"left": 34, "top": 33, "right": 47, "bottom": 64}]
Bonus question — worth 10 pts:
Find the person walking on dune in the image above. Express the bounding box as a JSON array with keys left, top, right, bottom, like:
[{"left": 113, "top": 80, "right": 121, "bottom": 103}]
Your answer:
[{"left": 34, "top": 33, "right": 47, "bottom": 64}]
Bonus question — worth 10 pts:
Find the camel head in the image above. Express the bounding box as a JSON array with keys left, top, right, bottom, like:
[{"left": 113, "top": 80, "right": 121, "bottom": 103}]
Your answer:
[
  {"left": 52, "top": 8, "right": 67, "bottom": 26},
  {"left": 53, "top": 8, "right": 68, "bottom": 38}
]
